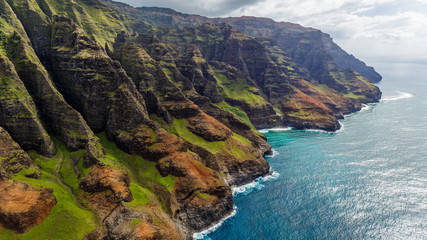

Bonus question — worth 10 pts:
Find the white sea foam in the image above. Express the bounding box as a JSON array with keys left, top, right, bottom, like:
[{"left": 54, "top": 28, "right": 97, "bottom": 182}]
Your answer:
[
  {"left": 232, "top": 171, "right": 280, "bottom": 196},
  {"left": 192, "top": 171, "right": 280, "bottom": 239},
  {"left": 303, "top": 128, "right": 329, "bottom": 133},
  {"left": 336, "top": 122, "right": 345, "bottom": 133},
  {"left": 264, "top": 148, "right": 279, "bottom": 158},
  {"left": 304, "top": 128, "right": 337, "bottom": 134},
  {"left": 193, "top": 205, "right": 238, "bottom": 240},
  {"left": 258, "top": 127, "right": 292, "bottom": 133},
  {"left": 381, "top": 91, "right": 414, "bottom": 102},
  {"left": 360, "top": 104, "right": 371, "bottom": 111}
]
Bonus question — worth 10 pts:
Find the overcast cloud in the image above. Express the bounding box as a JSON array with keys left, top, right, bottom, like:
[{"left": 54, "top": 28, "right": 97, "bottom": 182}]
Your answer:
[{"left": 116, "top": 0, "right": 427, "bottom": 63}]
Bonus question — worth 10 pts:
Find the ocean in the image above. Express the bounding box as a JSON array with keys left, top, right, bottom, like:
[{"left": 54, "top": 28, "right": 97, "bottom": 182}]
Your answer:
[{"left": 195, "top": 61, "right": 427, "bottom": 240}]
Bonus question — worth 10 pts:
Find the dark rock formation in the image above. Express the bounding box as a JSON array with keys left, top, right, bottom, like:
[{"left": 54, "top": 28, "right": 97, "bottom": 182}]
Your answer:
[
  {"left": 0, "top": 126, "right": 37, "bottom": 179},
  {"left": 0, "top": 55, "right": 56, "bottom": 157},
  {"left": 0, "top": 0, "right": 384, "bottom": 238}
]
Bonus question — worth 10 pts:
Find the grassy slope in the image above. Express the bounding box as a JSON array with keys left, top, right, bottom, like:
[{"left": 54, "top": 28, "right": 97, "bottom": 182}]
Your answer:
[
  {"left": 173, "top": 119, "right": 253, "bottom": 159},
  {"left": 10, "top": 140, "right": 98, "bottom": 240},
  {"left": 3, "top": 132, "right": 182, "bottom": 239}
]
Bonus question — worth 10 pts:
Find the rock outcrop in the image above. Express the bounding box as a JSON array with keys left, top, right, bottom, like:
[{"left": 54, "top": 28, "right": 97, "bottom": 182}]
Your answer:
[
  {"left": 0, "top": 0, "right": 383, "bottom": 239},
  {"left": 0, "top": 126, "right": 37, "bottom": 179},
  {"left": 105, "top": 2, "right": 382, "bottom": 130},
  {"left": 0, "top": 181, "right": 56, "bottom": 233},
  {"left": 0, "top": 55, "right": 56, "bottom": 157}
]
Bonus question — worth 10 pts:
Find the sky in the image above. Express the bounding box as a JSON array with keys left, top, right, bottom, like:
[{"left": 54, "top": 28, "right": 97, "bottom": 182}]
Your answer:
[{"left": 115, "top": 0, "right": 427, "bottom": 64}]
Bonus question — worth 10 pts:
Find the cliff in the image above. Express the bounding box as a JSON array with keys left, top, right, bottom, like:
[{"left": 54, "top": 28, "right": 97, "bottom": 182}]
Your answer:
[{"left": 0, "top": 0, "right": 381, "bottom": 239}]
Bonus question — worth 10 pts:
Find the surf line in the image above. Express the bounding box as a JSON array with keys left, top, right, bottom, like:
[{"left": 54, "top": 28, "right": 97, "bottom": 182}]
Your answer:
[
  {"left": 193, "top": 171, "right": 280, "bottom": 239},
  {"left": 193, "top": 205, "right": 238, "bottom": 240},
  {"left": 381, "top": 91, "right": 414, "bottom": 102}
]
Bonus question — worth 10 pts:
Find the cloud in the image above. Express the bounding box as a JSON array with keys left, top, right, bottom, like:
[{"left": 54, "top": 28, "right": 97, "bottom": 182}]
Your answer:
[
  {"left": 229, "top": 0, "right": 427, "bottom": 60},
  {"left": 115, "top": 0, "right": 427, "bottom": 61},
  {"left": 116, "top": 0, "right": 265, "bottom": 16}
]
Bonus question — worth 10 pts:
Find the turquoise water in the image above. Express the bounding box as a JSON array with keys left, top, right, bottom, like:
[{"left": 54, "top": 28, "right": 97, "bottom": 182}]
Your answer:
[{"left": 198, "top": 61, "right": 427, "bottom": 239}]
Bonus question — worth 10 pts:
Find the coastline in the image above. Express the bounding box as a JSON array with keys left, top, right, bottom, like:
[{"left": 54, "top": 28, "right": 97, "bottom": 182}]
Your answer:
[
  {"left": 192, "top": 171, "right": 280, "bottom": 239},
  {"left": 192, "top": 100, "right": 384, "bottom": 239}
]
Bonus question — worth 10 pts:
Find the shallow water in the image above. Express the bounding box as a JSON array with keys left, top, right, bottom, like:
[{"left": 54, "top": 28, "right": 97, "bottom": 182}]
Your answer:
[{"left": 198, "top": 61, "right": 427, "bottom": 239}]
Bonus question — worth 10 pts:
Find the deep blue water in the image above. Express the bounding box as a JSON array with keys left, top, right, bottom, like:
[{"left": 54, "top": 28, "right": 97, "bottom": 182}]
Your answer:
[{"left": 196, "top": 61, "right": 427, "bottom": 240}]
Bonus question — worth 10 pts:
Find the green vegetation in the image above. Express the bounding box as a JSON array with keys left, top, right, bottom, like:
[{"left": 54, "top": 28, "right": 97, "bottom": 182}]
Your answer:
[
  {"left": 173, "top": 119, "right": 225, "bottom": 154},
  {"left": 329, "top": 70, "right": 374, "bottom": 100},
  {"left": 223, "top": 105, "right": 256, "bottom": 129},
  {"left": 0, "top": 0, "right": 382, "bottom": 238},
  {"left": 214, "top": 101, "right": 255, "bottom": 129},
  {"left": 96, "top": 132, "right": 176, "bottom": 211},
  {"left": 172, "top": 119, "right": 253, "bottom": 159},
  {"left": 357, "top": 75, "right": 376, "bottom": 87},
  {"left": 132, "top": 218, "right": 143, "bottom": 226},
  {"left": 214, "top": 69, "right": 267, "bottom": 107},
  {"left": 42, "top": 0, "right": 133, "bottom": 48},
  {"left": 127, "top": 183, "right": 153, "bottom": 207},
  {"left": 196, "top": 190, "right": 211, "bottom": 200},
  {"left": 286, "top": 106, "right": 329, "bottom": 122},
  {"left": 343, "top": 92, "right": 365, "bottom": 99},
  {"left": 0, "top": 229, "right": 15, "bottom": 239},
  {"left": 232, "top": 133, "right": 252, "bottom": 146},
  {"left": 12, "top": 140, "right": 98, "bottom": 240}
]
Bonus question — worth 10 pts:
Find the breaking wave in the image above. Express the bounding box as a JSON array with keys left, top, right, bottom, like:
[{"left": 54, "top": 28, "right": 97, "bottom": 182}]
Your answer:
[
  {"left": 381, "top": 91, "right": 413, "bottom": 101},
  {"left": 258, "top": 127, "right": 292, "bottom": 133},
  {"left": 232, "top": 171, "right": 280, "bottom": 197},
  {"left": 193, "top": 170, "right": 280, "bottom": 239},
  {"left": 193, "top": 205, "right": 238, "bottom": 240}
]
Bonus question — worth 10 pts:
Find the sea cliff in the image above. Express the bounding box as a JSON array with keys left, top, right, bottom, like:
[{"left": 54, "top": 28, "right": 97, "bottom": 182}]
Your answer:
[{"left": 0, "top": 0, "right": 380, "bottom": 239}]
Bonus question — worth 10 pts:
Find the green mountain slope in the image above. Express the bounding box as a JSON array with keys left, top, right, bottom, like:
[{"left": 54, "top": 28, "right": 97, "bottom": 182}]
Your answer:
[{"left": 0, "top": 0, "right": 381, "bottom": 239}]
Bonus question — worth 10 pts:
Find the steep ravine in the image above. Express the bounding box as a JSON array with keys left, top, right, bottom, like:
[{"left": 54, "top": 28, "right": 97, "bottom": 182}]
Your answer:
[{"left": 0, "top": 0, "right": 381, "bottom": 239}]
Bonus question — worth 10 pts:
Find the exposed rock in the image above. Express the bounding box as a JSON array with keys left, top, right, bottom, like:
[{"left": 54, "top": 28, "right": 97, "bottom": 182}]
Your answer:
[
  {"left": 130, "top": 208, "right": 188, "bottom": 240},
  {"left": 0, "top": 181, "right": 56, "bottom": 233},
  {"left": 280, "top": 90, "right": 341, "bottom": 131},
  {"left": 80, "top": 165, "right": 133, "bottom": 202},
  {"left": 106, "top": 4, "right": 382, "bottom": 131},
  {"left": 5, "top": 31, "right": 105, "bottom": 164},
  {"left": 5, "top": 0, "right": 52, "bottom": 67},
  {"left": 0, "top": 1, "right": 386, "bottom": 238},
  {"left": 114, "top": 7, "right": 382, "bottom": 83},
  {"left": 187, "top": 94, "right": 272, "bottom": 156},
  {"left": 0, "top": 126, "right": 38, "bottom": 179},
  {"left": 48, "top": 16, "right": 163, "bottom": 165},
  {"left": 159, "top": 152, "right": 233, "bottom": 231},
  {"left": 0, "top": 55, "right": 56, "bottom": 157},
  {"left": 177, "top": 44, "right": 223, "bottom": 103},
  {"left": 86, "top": 193, "right": 187, "bottom": 240},
  {"left": 114, "top": 34, "right": 271, "bottom": 186},
  {"left": 208, "top": 61, "right": 280, "bottom": 128},
  {"left": 82, "top": 166, "right": 189, "bottom": 240},
  {"left": 186, "top": 112, "right": 231, "bottom": 142}
]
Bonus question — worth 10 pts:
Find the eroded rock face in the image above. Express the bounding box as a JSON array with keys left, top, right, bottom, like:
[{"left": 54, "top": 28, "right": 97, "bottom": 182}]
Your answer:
[
  {"left": 106, "top": 5, "right": 383, "bottom": 131},
  {"left": 129, "top": 208, "right": 187, "bottom": 240},
  {"left": 0, "top": 126, "right": 37, "bottom": 179},
  {"left": 81, "top": 165, "right": 189, "bottom": 240},
  {"left": 0, "top": 55, "right": 56, "bottom": 157},
  {"left": 6, "top": 32, "right": 105, "bottom": 165},
  {"left": 0, "top": 0, "right": 385, "bottom": 238},
  {"left": 115, "top": 35, "right": 272, "bottom": 192},
  {"left": 159, "top": 152, "right": 233, "bottom": 231},
  {"left": 177, "top": 44, "right": 224, "bottom": 104},
  {"left": 80, "top": 165, "right": 133, "bottom": 202},
  {"left": 0, "top": 181, "right": 56, "bottom": 233}
]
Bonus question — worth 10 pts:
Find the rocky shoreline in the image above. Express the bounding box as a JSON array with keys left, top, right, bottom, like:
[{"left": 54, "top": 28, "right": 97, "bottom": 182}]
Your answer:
[{"left": 0, "top": 0, "right": 381, "bottom": 239}]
